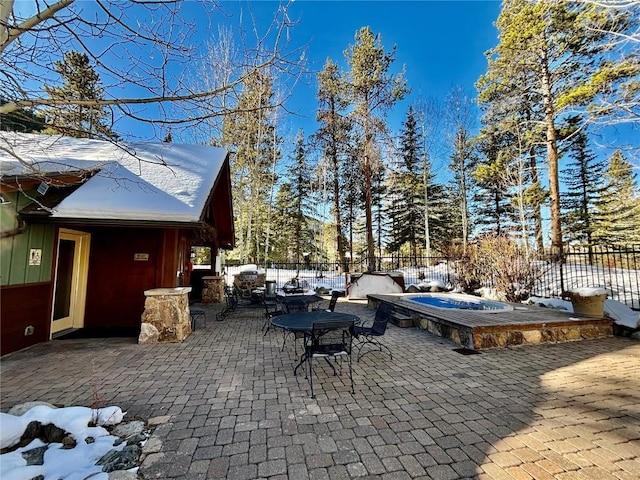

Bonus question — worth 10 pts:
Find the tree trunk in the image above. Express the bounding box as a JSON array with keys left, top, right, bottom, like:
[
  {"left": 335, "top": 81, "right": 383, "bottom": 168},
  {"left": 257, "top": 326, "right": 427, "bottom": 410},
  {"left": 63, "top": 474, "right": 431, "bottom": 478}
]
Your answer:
[
  {"left": 363, "top": 153, "right": 375, "bottom": 272},
  {"left": 333, "top": 161, "right": 346, "bottom": 273},
  {"left": 529, "top": 148, "right": 545, "bottom": 252},
  {"left": 540, "top": 53, "right": 562, "bottom": 252}
]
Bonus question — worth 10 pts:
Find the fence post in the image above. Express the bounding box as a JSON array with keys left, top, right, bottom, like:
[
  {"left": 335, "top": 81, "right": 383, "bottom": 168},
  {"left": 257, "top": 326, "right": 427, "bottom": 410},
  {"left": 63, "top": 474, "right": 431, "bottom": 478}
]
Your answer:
[{"left": 558, "top": 248, "right": 566, "bottom": 295}]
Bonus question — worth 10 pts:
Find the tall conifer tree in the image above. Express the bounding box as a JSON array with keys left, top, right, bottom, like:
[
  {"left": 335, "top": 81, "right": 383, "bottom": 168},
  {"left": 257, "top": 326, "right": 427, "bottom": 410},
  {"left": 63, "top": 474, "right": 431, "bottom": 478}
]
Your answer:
[
  {"left": 593, "top": 151, "right": 640, "bottom": 245},
  {"left": 288, "top": 130, "right": 313, "bottom": 266},
  {"left": 314, "top": 59, "right": 352, "bottom": 272},
  {"left": 222, "top": 70, "right": 280, "bottom": 263},
  {"left": 560, "top": 117, "right": 607, "bottom": 250},
  {"left": 44, "top": 51, "right": 116, "bottom": 139},
  {"left": 344, "top": 27, "right": 408, "bottom": 271},
  {"left": 477, "top": 0, "right": 637, "bottom": 252},
  {"left": 391, "top": 105, "right": 424, "bottom": 260}
]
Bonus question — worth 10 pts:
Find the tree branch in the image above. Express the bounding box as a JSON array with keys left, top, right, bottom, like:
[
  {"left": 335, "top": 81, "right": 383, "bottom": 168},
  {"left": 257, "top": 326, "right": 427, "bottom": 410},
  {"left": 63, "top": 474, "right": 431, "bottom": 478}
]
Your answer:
[{"left": 0, "top": 0, "right": 75, "bottom": 53}]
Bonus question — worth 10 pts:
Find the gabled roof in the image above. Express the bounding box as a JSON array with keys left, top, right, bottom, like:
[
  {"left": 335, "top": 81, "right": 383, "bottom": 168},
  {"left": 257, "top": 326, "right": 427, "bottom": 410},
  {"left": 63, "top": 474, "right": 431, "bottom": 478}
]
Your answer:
[{"left": 0, "top": 133, "right": 231, "bottom": 228}]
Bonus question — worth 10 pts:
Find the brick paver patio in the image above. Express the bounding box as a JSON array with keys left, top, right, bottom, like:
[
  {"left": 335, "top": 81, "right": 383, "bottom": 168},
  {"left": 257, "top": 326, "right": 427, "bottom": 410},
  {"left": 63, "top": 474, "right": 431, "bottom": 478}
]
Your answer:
[{"left": 1, "top": 299, "right": 638, "bottom": 479}]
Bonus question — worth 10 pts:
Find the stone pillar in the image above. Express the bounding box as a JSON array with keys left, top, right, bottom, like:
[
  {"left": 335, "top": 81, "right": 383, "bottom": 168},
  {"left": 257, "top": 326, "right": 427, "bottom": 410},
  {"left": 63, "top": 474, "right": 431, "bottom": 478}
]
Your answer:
[
  {"left": 139, "top": 287, "right": 192, "bottom": 344},
  {"left": 202, "top": 276, "right": 224, "bottom": 303}
]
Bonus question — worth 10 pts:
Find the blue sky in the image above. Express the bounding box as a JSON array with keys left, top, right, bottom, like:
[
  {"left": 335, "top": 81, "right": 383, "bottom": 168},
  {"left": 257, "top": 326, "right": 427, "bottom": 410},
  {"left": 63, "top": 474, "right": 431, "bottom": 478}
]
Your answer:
[
  {"left": 278, "top": 0, "right": 502, "bottom": 129},
  {"left": 31, "top": 0, "right": 630, "bottom": 174},
  {"left": 196, "top": 1, "right": 502, "bottom": 148},
  {"left": 118, "top": 0, "right": 501, "bottom": 179}
]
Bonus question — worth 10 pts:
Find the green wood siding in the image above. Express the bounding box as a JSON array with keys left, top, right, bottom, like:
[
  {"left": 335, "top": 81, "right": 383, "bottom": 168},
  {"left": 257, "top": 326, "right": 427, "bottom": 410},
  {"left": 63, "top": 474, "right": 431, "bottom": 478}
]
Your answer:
[{"left": 0, "top": 191, "right": 55, "bottom": 286}]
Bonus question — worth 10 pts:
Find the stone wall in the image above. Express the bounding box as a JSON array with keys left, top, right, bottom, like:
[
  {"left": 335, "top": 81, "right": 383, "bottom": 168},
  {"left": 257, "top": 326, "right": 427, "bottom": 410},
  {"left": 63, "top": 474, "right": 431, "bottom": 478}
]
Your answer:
[
  {"left": 471, "top": 322, "right": 613, "bottom": 349},
  {"left": 139, "top": 287, "right": 192, "bottom": 344},
  {"left": 233, "top": 273, "right": 266, "bottom": 297},
  {"left": 202, "top": 276, "right": 224, "bottom": 303},
  {"left": 415, "top": 317, "right": 613, "bottom": 350}
]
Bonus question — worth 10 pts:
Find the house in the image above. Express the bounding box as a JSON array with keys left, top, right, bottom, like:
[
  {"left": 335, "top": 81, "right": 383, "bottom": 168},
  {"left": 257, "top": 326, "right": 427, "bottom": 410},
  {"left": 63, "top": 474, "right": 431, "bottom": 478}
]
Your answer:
[{"left": 0, "top": 133, "right": 234, "bottom": 355}]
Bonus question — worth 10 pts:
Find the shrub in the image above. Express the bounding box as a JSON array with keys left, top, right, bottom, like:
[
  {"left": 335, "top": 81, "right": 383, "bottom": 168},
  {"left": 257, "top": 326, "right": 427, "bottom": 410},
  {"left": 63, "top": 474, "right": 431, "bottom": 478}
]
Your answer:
[{"left": 449, "top": 235, "right": 548, "bottom": 302}]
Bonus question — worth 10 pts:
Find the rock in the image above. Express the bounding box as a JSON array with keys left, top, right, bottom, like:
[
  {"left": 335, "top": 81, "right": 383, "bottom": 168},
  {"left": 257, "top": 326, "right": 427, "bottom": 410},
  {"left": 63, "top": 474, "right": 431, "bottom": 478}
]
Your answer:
[
  {"left": 28, "top": 476, "right": 44, "bottom": 480},
  {"left": 138, "top": 322, "right": 160, "bottom": 344},
  {"left": 85, "top": 436, "right": 95, "bottom": 444},
  {"left": 22, "top": 445, "right": 47, "bottom": 465},
  {"left": 147, "top": 415, "right": 170, "bottom": 427},
  {"left": 61, "top": 435, "right": 77, "bottom": 449},
  {"left": 110, "top": 420, "right": 146, "bottom": 439},
  {"left": 8, "top": 402, "right": 57, "bottom": 416},
  {"left": 107, "top": 471, "right": 140, "bottom": 480},
  {"left": 20, "top": 421, "right": 43, "bottom": 444},
  {"left": 98, "top": 444, "right": 142, "bottom": 472},
  {"left": 141, "top": 436, "right": 162, "bottom": 454},
  {"left": 41, "top": 423, "right": 68, "bottom": 444},
  {"left": 126, "top": 433, "right": 148, "bottom": 446}
]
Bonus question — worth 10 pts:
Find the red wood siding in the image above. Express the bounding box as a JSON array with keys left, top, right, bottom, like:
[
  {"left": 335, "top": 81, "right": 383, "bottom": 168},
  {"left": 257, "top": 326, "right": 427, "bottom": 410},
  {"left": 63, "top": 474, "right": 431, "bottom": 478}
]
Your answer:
[
  {"left": 1, "top": 283, "right": 52, "bottom": 355},
  {"left": 84, "top": 228, "right": 165, "bottom": 329}
]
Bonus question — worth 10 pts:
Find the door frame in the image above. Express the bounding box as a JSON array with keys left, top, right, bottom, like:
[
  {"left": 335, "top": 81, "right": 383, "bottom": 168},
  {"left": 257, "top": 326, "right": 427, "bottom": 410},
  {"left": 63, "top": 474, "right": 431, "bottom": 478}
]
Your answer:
[{"left": 51, "top": 228, "right": 91, "bottom": 337}]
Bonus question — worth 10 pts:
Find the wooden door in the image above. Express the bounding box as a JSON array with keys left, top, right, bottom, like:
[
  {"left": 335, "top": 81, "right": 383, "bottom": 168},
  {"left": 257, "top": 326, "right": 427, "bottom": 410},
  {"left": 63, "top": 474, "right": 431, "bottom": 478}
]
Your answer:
[{"left": 51, "top": 229, "right": 90, "bottom": 336}]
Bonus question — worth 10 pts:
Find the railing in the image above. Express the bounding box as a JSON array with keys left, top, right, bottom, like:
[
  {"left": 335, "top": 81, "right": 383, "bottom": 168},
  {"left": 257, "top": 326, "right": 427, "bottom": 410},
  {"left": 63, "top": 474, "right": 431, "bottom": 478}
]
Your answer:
[
  {"left": 221, "top": 246, "right": 640, "bottom": 310},
  {"left": 221, "top": 257, "right": 453, "bottom": 293},
  {"left": 531, "top": 245, "right": 640, "bottom": 310}
]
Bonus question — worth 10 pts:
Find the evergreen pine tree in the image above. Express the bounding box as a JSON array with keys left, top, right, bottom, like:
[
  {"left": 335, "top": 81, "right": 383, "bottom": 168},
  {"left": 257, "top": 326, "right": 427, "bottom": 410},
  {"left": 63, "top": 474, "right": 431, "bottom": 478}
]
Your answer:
[
  {"left": 477, "top": 0, "right": 637, "bottom": 251},
  {"left": 221, "top": 70, "right": 280, "bottom": 263},
  {"left": 271, "top": 183, "right": 298, "bottom": 261},
  {"left": 43, "top": 51, "right": 116, "bottom": 139},
  {"left": 345, "top": 26, "right": 408, "bottom": 271},
  {"left": 472, "top": 136, "right": 514, "bottom": 237},
  {"left": 314, "top": 59, "right": 352, "bottom": 271},
  {"left": 560, "top": 117, "right": 607, "bottom": 248},
  {"left": 390, "top": 105, "right": 424, "bottom": 260},
  {"left": 593, "top": 151, "right": 640, "bottom": 245},
  {"left": 288, "top": 130, "right": 314, "bottom": 266}
]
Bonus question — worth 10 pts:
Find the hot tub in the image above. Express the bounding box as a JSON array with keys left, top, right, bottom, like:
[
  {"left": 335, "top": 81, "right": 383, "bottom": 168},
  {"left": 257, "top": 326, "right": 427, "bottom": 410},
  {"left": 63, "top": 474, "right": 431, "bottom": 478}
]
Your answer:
[{"left": 406, "top": 293, "right": 514, "bottom": 313}]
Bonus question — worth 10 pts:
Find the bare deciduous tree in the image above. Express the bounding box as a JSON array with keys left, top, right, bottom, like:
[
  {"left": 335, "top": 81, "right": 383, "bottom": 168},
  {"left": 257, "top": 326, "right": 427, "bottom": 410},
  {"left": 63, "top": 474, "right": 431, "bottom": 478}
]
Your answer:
[{"left": 0, "top": 0, "right": 304, "bottom": 139}]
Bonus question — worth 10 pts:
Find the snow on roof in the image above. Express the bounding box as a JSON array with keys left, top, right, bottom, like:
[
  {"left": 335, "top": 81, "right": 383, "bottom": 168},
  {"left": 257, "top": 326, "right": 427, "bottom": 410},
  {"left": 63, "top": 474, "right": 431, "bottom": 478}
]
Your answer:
[{"left": 0, "top": 133, "right": 228, "bottom": 223}]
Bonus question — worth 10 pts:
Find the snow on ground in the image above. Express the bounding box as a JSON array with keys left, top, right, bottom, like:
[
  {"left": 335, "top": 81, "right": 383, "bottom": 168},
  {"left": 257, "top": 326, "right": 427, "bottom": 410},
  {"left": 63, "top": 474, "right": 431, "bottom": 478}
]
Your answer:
[
  {"left": 0, "top": 404, "right": 135, "bottom": 480},
  {"left": 534, "top": 263, "right": 639, "bottom": 310},
  {"left": 527, "top": 297, "right": 639, "bottom": 329},
  {"left": 223, "top": 262, "right": 639, "bottom": 328}
]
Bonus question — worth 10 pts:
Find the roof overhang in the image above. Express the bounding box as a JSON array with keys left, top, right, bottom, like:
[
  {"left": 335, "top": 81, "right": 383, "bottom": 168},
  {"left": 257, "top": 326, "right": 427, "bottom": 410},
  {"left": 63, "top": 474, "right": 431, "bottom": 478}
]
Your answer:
[{"left": 1, "top": 133, "right": 235, "bottom": 248}]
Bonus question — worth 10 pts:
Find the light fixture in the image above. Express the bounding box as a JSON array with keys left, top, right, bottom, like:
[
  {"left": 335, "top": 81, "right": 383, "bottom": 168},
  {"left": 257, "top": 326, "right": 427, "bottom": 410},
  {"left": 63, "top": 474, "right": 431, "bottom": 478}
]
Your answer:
[{"left": 37, "top": 182, "right": 49, "bottom": 195}]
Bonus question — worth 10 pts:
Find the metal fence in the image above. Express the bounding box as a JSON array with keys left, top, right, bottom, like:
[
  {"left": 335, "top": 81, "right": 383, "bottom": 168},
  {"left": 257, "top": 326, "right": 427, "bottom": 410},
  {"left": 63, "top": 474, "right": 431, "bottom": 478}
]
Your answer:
[
  {"left": 222, "top": 246, "right": 640, "bottom": 310},
  {"left": 531, "top": 245, "right": 640, "bottom": 310}
]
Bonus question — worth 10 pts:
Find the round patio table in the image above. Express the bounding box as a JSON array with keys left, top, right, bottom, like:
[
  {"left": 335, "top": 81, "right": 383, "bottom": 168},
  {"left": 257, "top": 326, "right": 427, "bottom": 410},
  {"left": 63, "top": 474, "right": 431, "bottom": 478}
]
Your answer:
[
  {"left": 270, "top": 310, "right": 360, "bottom": 333},
  {"left": 271, "top": 311, "right": 361, "bottom": 375},
  {"left": 276, "top": 293, "right": 324, "bottom": 312}
]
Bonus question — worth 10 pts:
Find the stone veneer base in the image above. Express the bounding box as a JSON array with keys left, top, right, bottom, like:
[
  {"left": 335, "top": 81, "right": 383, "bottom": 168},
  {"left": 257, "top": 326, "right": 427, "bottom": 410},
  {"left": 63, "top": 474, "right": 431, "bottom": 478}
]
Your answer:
[
  {"left": 368, "top": 294, "right": 613, "bottom": 350},
  {"left": 140, "top": 287, "right": 192, "bottom": 344}
]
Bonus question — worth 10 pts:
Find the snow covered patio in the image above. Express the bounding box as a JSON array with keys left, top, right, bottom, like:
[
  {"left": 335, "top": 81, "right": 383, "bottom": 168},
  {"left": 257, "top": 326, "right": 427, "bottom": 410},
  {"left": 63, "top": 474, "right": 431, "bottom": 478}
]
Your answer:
[{"left": 1, "top": 299, "right": 638, "bottom": 479}]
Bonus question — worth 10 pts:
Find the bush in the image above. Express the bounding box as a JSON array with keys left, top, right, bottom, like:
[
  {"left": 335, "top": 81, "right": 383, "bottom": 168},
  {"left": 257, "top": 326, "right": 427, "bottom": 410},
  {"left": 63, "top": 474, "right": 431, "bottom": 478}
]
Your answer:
[{"left": 449, "top": 235, "right": 548, "bottom": 302}]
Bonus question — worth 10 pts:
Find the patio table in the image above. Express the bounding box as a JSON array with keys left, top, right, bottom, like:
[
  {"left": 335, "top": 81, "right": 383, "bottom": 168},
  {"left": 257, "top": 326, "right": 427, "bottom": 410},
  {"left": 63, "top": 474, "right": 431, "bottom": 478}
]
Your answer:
[
  {"left": 276, "top": 293, "right": 324, "bottom": 312},
  {"left": 271, "top": 310, "right": 360, "bottom": 374}
]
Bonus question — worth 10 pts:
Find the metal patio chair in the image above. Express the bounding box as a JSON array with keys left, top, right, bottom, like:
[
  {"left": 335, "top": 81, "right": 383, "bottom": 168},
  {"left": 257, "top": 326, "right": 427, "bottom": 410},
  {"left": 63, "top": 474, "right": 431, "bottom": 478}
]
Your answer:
[
  {"left": 354, "top": 302, "right": 393, "bottom": 361},
  {"left": 313, "top": 290, "right": 341, "bottom": 312},
  {"left": 216, "top": 286, "right": 238, "bottom": 321},
  {"left": 280, "top": 298, "right": 309, "bottom": 352},
  {"left": 305, "top": 319, "right": 356, "bottom": 398},
  {"left": 262, "top": 295, "right": 285, "bottom": 334}
]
